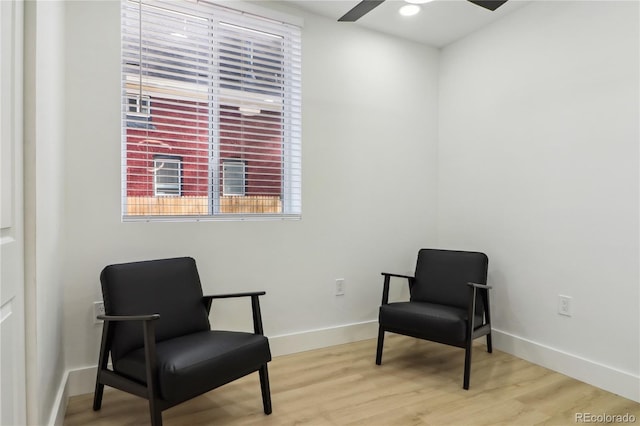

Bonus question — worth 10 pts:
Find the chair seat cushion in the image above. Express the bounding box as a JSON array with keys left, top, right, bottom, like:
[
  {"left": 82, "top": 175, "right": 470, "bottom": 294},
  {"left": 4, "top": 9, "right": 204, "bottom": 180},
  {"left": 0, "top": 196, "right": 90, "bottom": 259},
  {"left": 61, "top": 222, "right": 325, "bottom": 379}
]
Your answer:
[
  {"left": 114, "top": 330, "right": 271, "bottom": 402},
  {"left": 380, "top": 302, "right": 482, "bottom": 346}
]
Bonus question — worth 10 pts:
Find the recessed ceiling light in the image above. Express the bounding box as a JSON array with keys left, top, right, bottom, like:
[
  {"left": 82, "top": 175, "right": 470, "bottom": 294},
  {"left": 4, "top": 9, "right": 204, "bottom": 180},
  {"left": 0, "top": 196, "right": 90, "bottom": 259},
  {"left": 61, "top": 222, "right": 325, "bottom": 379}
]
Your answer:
[
  {"left": 399, "top": 4, "right": 421, "bottom": 16},
  {"left": 405, "top": 0, "right": 434, "bottom": 4}
]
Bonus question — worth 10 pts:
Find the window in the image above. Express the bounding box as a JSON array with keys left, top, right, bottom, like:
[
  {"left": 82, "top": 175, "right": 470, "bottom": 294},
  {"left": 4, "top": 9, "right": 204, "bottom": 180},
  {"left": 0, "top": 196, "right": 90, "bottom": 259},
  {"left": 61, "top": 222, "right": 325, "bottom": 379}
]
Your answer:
[
  {"left": 128, "top": 95, "right": 150, "bottom": 116},
  {"left": 121, "top": 0, "right": 302, "bottom": 220},
  {"left": 222, "top": 160, "right": 245, "bottom": 196},
  {"left": 154, "top": 156, "right": 181, "bottom": 196},
  {"left": 126, "top": 95, "right": 154, "bottom": 129}
]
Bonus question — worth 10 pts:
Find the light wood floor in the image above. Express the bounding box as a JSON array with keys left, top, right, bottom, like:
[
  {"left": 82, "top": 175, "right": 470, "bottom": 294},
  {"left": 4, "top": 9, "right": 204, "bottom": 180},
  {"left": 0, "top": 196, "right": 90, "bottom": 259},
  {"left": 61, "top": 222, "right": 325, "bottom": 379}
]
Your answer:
[{"left": 65, "top": 335, "right": 640, "bottom": 425}]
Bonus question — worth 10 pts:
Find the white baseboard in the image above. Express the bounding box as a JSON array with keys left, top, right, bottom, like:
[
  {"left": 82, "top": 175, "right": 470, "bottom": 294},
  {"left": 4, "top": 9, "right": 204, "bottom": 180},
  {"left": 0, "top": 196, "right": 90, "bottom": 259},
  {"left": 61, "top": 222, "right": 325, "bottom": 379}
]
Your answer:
[
  {"left": 269, "top": 320, "right": 379, "bottom": 357},
  {"left": 493, "top": 329, "right": 640, "bottom": 403},
  {"left": 48, "top": 370, "right": 70, "bottom": 426},
  {"left": 47, "top": 364, "right": 100, "bottom": 425}
]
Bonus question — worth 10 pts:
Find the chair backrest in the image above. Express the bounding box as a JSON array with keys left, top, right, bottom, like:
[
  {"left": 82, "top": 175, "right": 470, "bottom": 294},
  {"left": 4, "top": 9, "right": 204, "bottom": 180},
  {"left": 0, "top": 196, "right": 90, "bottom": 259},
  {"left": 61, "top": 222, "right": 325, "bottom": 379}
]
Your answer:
[
  {"left": 100, "top": 257, "right": 210, "bottom": 362},
  {"left": 410, "top": 249, "right": 488, "bottom": 311}
]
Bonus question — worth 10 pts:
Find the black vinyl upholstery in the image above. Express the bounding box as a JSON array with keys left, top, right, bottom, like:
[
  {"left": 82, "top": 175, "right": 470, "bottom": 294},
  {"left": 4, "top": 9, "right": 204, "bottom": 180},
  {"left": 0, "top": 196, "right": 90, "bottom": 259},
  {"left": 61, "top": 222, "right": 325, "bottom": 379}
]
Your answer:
[
  {"left": 93, "top": 257, "right": 272, "bottom": 426},
  {"left": 380, "top": 302, "right": 483, "bottom": 345},
  {"left": 376, "top": 249, "right": 492, "bottom": 390},
  {"left": 115, "top": 330, "right": 270, "bottom": 402},
  {"left": 411, "top": 249, "right": 488, "bottom": 310},
  {"left": 100, "top": 258, "right": 210, "bottom": 362}
]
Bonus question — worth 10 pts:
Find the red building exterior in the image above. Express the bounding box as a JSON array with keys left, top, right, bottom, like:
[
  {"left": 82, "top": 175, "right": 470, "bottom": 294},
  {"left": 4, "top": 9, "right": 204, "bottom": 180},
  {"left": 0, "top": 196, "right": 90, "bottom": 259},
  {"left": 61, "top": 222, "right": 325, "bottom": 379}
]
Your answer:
[{"left": 126, "top": 97, "right": 283, "bottom": 199}]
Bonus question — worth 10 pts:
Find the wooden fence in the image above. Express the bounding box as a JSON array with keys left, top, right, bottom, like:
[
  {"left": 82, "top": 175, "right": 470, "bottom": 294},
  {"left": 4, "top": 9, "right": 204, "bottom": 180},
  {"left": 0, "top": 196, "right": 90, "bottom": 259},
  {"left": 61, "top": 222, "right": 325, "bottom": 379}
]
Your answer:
[
  {"left": 126, "top": 195, "right": 282, "bottom": 215},
  {"left": 219, "top": 195, "right": 282, "bottom": 214}
]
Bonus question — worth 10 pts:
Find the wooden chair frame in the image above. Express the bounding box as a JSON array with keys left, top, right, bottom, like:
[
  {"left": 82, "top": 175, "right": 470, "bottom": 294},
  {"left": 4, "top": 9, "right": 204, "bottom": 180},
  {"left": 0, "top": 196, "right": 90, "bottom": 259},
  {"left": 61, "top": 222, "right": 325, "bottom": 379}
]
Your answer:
[
  {"left": 375, "top": 273, "right": 492, "bottom": 389},
  {"left": 93, "top": 292, "right": 271, "bottom": 426}
]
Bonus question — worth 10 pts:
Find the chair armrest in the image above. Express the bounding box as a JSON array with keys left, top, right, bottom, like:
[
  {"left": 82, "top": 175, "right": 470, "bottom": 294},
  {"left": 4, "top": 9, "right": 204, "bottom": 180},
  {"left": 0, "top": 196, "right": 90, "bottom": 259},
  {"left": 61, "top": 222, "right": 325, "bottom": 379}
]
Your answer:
[
  {"left": 466, "top": 282, "right": 492, "bottom": 290},
  {"left": 380, "top": 273, "right": 415, "bottom": 305},
  {"left": 381, "top": 272, "right": 414, "bottom": 280},
  {"left": 202, "top": 291, "right": 267, "bottom": 336},
  {"left": 201, "top": 292, "right": 266, "bottom": 315},
  {"left": 97, "top": 314, "right": 160, "bottom": 322},
  {"left": 203, "top": 291, "right": 266, "bottom": 300}
]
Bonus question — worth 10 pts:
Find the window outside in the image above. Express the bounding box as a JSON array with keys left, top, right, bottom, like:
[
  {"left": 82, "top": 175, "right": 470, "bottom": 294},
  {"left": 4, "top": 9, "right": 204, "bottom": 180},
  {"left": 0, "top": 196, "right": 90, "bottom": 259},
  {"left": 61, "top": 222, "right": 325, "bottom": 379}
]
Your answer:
[
  {"left": 154, "top": 156, "right": 182, "bottom": 196},
  {"left": 222, "top": 160, "right": 246, "bottom": 196},
  {"left": 122, "top": 0, "right": 301, "bottom": 220}
]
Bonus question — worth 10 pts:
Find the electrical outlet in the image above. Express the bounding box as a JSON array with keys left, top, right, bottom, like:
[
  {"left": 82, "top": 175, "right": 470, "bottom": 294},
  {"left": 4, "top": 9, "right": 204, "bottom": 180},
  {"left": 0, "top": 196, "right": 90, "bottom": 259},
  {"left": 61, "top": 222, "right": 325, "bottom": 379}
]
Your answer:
[
  {"left": 94, "top": 301, "right": 105, "bottom": 324},
  {"left": 335, "top": 278, "right": 345, "bottom": 296},
  {"left": 558, "top": 295, "right": 572, "bottom": 317}
]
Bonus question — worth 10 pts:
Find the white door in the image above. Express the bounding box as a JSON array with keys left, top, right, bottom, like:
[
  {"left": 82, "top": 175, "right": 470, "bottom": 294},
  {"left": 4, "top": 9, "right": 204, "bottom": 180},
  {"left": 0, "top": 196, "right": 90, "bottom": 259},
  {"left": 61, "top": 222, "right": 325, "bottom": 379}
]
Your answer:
[{"left": 0, "top": 1, "right": 27, "bottom": 425}]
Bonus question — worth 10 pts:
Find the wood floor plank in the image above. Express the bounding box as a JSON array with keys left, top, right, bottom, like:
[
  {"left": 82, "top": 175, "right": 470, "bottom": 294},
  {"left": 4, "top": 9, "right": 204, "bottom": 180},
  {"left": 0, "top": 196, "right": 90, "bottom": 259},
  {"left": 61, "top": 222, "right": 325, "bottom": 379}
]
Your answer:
[{"left": 64, "top": 335, "right": 640, "bottom": 426}]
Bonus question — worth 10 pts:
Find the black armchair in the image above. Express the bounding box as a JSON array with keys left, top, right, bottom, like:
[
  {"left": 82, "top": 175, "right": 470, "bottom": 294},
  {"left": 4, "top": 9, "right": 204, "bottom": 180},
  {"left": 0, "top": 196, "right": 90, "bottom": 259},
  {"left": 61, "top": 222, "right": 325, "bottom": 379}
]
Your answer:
[
  {"left": 375, "top": 249, "right": 492, "bottom": 389},
  {"left": 93, "top": 257, "right": 272, "bottom": 426}
]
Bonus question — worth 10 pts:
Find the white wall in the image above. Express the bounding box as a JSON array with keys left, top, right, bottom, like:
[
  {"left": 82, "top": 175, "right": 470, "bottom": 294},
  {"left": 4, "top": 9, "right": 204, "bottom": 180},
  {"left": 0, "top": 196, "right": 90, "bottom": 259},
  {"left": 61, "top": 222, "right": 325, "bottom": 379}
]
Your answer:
[
  {"left": 63, "top": 0, "right": 439, "bottom": 373},
  {"left": 23, "top": 1, "right": 67, "bottom": 424},
  {"left": 438, "top": 1, "right": 639, "bottom": 400}
]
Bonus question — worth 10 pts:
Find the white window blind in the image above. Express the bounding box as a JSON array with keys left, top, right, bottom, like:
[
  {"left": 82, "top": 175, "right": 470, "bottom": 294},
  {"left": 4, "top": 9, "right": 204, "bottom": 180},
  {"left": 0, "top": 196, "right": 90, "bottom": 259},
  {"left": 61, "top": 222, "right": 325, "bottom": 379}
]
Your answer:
[{"left": 121, "top": 0, "right": 301, "bottom": 220}]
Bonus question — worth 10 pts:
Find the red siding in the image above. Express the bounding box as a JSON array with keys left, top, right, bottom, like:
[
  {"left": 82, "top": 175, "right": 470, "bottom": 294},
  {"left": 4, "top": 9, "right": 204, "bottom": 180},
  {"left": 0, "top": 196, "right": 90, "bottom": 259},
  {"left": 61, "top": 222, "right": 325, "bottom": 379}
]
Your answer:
[{"left": 126, "top": 97, "right": 283, "bottom": 197}]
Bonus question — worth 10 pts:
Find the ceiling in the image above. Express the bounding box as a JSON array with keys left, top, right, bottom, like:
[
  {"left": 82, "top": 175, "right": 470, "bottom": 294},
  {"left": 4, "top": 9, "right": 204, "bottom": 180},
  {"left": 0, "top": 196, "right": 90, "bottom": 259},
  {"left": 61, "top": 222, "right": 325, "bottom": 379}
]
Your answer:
[{"left": 285, "top": 0, "right": 531, "bottom": 47}]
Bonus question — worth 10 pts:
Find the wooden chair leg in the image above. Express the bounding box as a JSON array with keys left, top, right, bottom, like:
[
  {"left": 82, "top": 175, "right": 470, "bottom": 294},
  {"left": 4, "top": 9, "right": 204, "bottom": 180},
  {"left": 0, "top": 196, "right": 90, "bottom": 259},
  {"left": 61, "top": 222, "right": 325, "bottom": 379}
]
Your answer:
[
  {"left": 463, "top": 343, "right": 472, "bottom": 390},
  {"left": 92, "top": 381, "right": 104, "bottom": 411},
  {"left": 482, "top": 288, "right": 493, "bottom": 354},
  {"left": 375, "top": 326, "right": 385, "bottom": 365},
  {"left": 259, "top": 364, "right": 272, "bottom": 415},
  {"left": 149, "top": 398, "right": 162, "bottom": 426},
  {"left": 94, "top": 321, "right": 112, "bottom": 411}
]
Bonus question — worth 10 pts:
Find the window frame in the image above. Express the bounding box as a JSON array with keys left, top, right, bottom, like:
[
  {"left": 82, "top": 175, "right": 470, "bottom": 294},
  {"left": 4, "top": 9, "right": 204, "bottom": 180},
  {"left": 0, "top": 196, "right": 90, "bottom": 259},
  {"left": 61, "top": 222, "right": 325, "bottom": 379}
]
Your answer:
[{"left": 121, "top": 0, "right": 302, "bottom": 222}]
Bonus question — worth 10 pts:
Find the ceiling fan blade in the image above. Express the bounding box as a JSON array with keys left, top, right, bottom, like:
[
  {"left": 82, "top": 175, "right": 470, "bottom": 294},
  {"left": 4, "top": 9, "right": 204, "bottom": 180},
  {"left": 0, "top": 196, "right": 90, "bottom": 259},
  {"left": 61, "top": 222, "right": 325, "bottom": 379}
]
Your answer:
[
  {"left": 338, "top": 0, "right": 386, "bottom": 22},
  {"left": 467, "top": 0, "right": 509, "bottom": 11}
]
